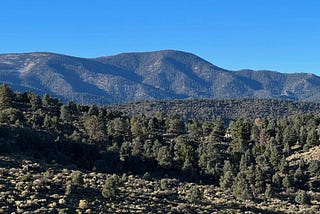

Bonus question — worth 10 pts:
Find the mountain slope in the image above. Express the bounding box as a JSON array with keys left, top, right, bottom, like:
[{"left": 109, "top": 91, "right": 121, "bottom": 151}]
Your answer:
[{"left": 1, "top": 50, "right": 320, "bottom": 104}]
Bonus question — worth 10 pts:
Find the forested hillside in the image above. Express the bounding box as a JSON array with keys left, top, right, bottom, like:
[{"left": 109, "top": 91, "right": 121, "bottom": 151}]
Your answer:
[
  {"left": 109, "top": 98, "right": 320, "bottom": 122},
  {"left": 0, "top": 84, "right": 320, "bottom": 213}
]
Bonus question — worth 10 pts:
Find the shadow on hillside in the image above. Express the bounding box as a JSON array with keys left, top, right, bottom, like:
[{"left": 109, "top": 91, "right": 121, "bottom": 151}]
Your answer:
[{"left": 1, "top": 125, "right": 221, "bottom": 186}]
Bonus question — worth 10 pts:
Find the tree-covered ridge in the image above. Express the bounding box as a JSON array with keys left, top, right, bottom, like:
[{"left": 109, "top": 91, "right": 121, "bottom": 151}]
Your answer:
[
  {"left": 109, "top": 98, "right": 320, "bottom": 122},
  {"left": 0, "top": 84, "right": 320, "bottom": 213}
]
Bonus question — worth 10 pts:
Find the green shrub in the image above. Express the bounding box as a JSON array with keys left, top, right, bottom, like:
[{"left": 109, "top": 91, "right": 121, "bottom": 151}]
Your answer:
[
  {"left": 295, "top": 190, "right": 310, "bottom": 205},
  {"left": 186, "top": 186, "right": 202, "bottom": 204},
  {"left": 71, "top": 171, "right": 83, "bottom": 186},
  {"left": 102, "top": 174, "right": 120, "bottom": 199}
]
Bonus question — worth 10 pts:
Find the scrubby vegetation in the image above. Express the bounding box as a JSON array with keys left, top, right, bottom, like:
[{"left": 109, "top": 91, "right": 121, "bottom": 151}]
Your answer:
[{"left": 0, "top": 84, "right": 320, "bottom": 213}]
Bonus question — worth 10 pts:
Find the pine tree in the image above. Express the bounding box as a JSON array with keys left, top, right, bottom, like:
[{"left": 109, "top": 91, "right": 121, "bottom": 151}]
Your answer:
[
  {"left": 268, "top": 138, "right": 281, "bottom": 170},
  {"left": 42, "top": 93, "right": 50, "bottom": 107},
  {"left": 294, "top": 166, "right": 307, "bottom": 187},
  {"left": 264, "top": 184, "right": 272, "bottom": 200},
  {"left": 219, "top": 160, "right": 234, "bottom": 189},
  {"left": 167, "top": 116, "right": 185, "bottom": 136},
  {"left": 229, "top": 119, "right": 251, "bottom": 154},
  {"left": 60, "top": 105, "right": 73, "bottom": 122},
  {"left": 0, "top": 84, "right": 14, "bottom": 110},
  {"left": 43, "top": 114, "right": 51, "bottom": 129},
  {"left": 232, "top": 172, "right": 253, "bottom": 200},
  {"left": 84, "top": 115, "right": 106, "bottom": 141},
  {"left": 279, "top": 156, "right": 289, "bottom": 174},
  {"left": 282, "top": 174, "right": 292, "bottom": 192},
  {"left": 304, "top": 129, "right": 319, "bottom": 151},
  {"left": 28, "top": 93, "right": 42, "bottom": 111},
  {"left": 272, "top": 173, "right": 282, "bottom": 190},
  {"left": 188, "top": 120, "right": 202, "bottom": 140},
  {"left": 254, "top": 167, "right": 266, "bottom": 194},
  {"left": 210, "top": 117, "right": 225, "bottom": 141},
  {"left": 131, "top": 137, "right": 143, "bottom": 157}
]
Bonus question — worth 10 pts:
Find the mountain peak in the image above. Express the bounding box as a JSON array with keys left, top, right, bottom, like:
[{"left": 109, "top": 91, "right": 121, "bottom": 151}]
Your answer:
[{"left": 1, "top": 50, "right": 320, "bottom": 104}]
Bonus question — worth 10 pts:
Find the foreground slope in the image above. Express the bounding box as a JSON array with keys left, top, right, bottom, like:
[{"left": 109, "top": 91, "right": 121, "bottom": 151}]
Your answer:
[
  {"left": 0, "top": 86, "right": 320, "bottom": 213},
  {"left": 1, "top": 50, "right": 320, "bottom": 104}
]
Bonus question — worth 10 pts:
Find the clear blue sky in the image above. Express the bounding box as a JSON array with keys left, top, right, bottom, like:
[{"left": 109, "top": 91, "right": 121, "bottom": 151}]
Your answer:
[{"left": 1, "top": 0, "right": 319, "bottom": 74}]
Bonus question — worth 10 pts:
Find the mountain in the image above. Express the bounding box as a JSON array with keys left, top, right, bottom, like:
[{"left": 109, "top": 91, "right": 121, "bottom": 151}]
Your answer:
[{"left": 1, "top": 50, "right": 320, "bottom": 104}]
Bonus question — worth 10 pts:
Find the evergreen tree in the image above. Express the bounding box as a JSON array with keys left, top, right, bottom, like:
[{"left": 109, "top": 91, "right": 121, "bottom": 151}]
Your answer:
[
  {"left": 268, "top": 138, "right": 281, "bottom": 170},
  {"left": 188, "top": 120, "right": 202, "bottom": 140},
  {"left": 60, "top": 105, "right": 73, "bottom": 122},
  {"left": 182, "top": 158, "right": 196, "bottom": 178},
  {"left": 304, "top": 129, "right": 319, "bottom": 151},
  {"left": 294, "top": 166, "right": 307, "bottom": 187},
  {"left": 232, "top": 172, "right": 253, "bottom": 201},
  {"left": 119, "top": 141, "right": 132, "bottom": 162},
  {"left": 308, "top": 160, "right": 320, "bottom": 176},
  {"left": 210, "top": 117, "right": 225, "bottom": 141},
  {"left": 157, "top": 146, "right": 173, "bottom": 168},
  {"left": 229, "top": 119, "right": 251, "bottom": 155},
  {"left": 239, "top": 150, "right": 253, "bottom": 172},
  {"left": 219, "top": 160, "right": 234, "bottom": 189},
  {"left": 28, "top": 92, "right": 42, "bottom": 111},
  {"left": 167, "top": 116, "right": 185, "bottom": 136},
  {"left": 201, "top": 121, "right": 213, "bottom": 136},
  {"left": 130, "top": 116, "right": 144, "bottom": 138},
  {"left": 102, "top": 174, "right": 121, "bottom": 199},
  {"left": 266, "top": 119, "right": 276, "bottom": 137},
  {"left": 264, "top": 184, "right": 272, "bottom": 200},
  {"left": 42, "top": 93, "right": 50, "bottom": 107},
  {"left": 0, "top": 84, "right": 14, "bottom": 110},
  {"left": 282, "top": 174, "right": 292, "bottom": 192},
  {"left": 282, "top": 126, "right": 297, "bottom": 155},
  {"left": 272, "top": 173, "right": 282, "bottom": 190},
  {"left": 143, "top": 140, "right": 155, "bottom": 159},
  {"left": 84, "top": 115, "right": 106, "bottom": 141},
  {"left": 174, "top": 137, "right": 196, "bottom": 171},
  {"left": 131, "top": 137, "right": 144, "bottom": 157},
  {"left": 42, "top": 114, "right": 50, "bottom": 128},
  {"left": 197, "top": 141, "right": 222, "bottom": 179},
  {"left": 0, "top": 108, "right": 25, "bottom": 125},
  {"left": 254, "top": 167, "right": 266, "bottom": 195},
  {"left": 298, "top": 126, "right": 307, "bottom": 145},
  {"left": 279, "top": 156, "right": 289, "bottom": 174}
]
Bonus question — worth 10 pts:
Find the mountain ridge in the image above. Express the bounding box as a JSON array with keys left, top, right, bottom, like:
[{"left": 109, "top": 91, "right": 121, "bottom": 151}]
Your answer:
[{"left": 1, "top": 50, "right": 320, "bottom": 104}]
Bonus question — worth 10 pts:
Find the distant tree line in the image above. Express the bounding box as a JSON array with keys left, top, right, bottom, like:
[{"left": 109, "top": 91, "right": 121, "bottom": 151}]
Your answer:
[{"left": 109, "top": 98, "right": 320, "bottom": 122}]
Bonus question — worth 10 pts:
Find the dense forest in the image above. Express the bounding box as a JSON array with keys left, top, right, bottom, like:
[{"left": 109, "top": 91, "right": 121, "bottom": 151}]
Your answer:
[
  {"left": 0, "top": 84, "right": 320, "bottom": 213},
  {"left": 109, "top": 98, "right": 320, "bottom": 122}
]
